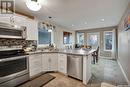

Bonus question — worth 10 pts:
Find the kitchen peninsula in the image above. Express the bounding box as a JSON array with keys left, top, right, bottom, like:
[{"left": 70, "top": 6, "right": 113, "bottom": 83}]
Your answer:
[{"left": 27, "top": 48, "right": 95, "bottom": 85}]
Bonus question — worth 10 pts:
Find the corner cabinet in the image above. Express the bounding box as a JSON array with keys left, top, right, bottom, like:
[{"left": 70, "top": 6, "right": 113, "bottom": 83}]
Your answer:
[
  {"left": 29, "top": 54, "right": 42, "bottom": 78},
  {"left": 42, "top": 53, "right": 58, "bottom": 72}
]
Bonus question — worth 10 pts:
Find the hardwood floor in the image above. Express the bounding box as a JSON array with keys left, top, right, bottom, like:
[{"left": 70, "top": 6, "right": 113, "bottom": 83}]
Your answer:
[{"left": 43, "top": 73, "right": 87, "bottom": 87}]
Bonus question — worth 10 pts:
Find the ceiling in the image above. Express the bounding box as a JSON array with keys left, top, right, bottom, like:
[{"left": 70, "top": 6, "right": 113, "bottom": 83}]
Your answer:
[{"left": 15, "top": 0, "right": 130, "bottom": 30}]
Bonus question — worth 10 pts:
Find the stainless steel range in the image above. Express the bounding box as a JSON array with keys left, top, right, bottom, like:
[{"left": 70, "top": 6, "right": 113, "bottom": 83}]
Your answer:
[{"left": 0, "top": 47, "right": 29, "bottom": 87}]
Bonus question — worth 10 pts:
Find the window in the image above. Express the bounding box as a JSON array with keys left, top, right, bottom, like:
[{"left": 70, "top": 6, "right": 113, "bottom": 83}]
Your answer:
[
  {"left": 63, "top": 32, "right": 72, "bottom": 44},
  {"left": 77, "top": 32, "right": 84, "bottom": 45},
  {"left": 38, "top": 28, "right": 51, "bottom": 45},
  {"left": 87, "top": 32, "right": 100, "bottom": 49},
  {"left": 104, "top": 31, "right": 113, "bottom": 51}
]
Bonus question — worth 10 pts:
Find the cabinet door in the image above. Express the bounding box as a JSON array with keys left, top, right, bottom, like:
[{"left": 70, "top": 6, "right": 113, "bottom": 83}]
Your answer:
[
  {"left": 0, "top": 14, "right": 12, "bottom": 24},
  {"left": 42, "top": 54, "right": 50, "bottom": 72},
  {"left": 14, "top": 14, "right": 26, "bottom": 26},
  {"left": 58, "top": 54, "right": 67, "bottom": 74},
  {"left": 26, "top": 19, "right": 38, "bottom": 40},
  {"left": 87, "top": 55, "right": 92, "bottom": 80},
  {"left": 29, "top": 54, "right": 42, "bottom": 77},
  {"left": 50, "top": 53, "right": 58, "bottom": 71},
  {"left": 15, "top": 14, "right": 38, "bottom": 40}
]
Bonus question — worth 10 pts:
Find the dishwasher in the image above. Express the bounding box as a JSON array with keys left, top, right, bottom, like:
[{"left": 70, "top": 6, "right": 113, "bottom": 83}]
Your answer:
[{"left": 67, "top": 55, "right": 83, "bottom": 80}]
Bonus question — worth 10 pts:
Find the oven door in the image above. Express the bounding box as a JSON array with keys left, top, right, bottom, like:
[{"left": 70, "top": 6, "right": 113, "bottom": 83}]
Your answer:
[{"left": 0, "top": 56, "right": 29, "bottom": 84}]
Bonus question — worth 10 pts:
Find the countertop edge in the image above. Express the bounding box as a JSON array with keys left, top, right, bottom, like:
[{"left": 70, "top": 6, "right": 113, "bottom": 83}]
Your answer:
[{"left": 26, "top": 49, "right": 96, "bottom": 56}]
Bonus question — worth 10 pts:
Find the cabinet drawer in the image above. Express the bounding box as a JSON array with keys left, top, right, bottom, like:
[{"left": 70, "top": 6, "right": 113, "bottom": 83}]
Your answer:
[{"left": 58, "top": 54, "right": 67, "bottom": 58}]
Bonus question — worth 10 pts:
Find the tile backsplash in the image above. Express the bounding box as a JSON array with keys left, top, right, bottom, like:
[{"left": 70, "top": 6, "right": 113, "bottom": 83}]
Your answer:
[{"left": 0, "top": 39, "right": 37, "bottom": 47}]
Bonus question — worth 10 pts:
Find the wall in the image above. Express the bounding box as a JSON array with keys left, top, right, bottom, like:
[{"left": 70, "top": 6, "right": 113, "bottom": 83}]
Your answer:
[
  {"left": 53, "top": 24, "right": 75, "bottom": 49},
  {"left": 118, "top": 2, "right": 130, "bottom": 84},
  {"left": 36, "top": 20, "right": 75, "bottom": 49},
  {"left": 76, "top": 27, "right": 117, "bottom": 59}
]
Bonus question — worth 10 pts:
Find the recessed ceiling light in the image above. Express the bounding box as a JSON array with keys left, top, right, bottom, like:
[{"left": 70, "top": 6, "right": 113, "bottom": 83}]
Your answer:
[
  {"left": 84, "top": 22, "right": 87, "bottom": 24},
  {"left": 101, "top": 19, "right": 105, "bottom": 22},
  {"left": 72, "top": 24, "right": 74, "bottom": 26}
]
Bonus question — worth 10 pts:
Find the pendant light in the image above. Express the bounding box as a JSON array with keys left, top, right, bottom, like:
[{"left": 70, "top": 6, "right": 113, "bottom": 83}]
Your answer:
[{"left": 26, "top": 0, "right": 41, "bottom": 11}]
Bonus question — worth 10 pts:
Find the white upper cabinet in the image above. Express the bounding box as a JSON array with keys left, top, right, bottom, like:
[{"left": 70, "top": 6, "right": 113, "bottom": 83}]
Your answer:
[
  {"left": 14, "top": 14, "right": 38, "bottom": 40},
  {"left": 26, "top": 19, "right": 38, "bottom": 40}
]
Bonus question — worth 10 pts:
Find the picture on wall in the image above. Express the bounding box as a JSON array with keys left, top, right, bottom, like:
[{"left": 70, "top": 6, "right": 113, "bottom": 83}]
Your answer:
[{"left": 124, "top": 14, "right": 130, "bottom": 31}]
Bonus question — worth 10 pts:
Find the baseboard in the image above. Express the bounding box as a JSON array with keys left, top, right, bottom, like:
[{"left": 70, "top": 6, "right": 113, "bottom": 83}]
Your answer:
[{"left": 117, "top": 59, "right": 130, "bottom": 85}]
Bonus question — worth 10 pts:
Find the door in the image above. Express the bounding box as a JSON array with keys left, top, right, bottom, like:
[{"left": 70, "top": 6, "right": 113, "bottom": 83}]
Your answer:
[{"left": 87, "top": 32, "right": 100, "bottom": 49}]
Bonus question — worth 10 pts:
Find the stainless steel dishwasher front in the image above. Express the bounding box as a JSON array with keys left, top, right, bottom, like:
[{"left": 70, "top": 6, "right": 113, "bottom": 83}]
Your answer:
[{"left": 67, "top": 55, "right": 83, "bottom": 80}]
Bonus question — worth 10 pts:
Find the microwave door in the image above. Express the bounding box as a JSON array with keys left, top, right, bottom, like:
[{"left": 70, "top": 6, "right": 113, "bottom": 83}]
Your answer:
[{"left": 0, "top": 27, "right": 26, "bottom": 39}]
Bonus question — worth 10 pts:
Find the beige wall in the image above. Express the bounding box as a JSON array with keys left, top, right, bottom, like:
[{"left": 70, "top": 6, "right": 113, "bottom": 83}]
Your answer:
[
  {"left": 76, "top": 27, "right": 117, "bottom": 59},
  {"left": 118, "top": 2, "right": 130, "bottom": 84},
  {"left": 53, "top": 24, "right": 75, "bottom": 49}
]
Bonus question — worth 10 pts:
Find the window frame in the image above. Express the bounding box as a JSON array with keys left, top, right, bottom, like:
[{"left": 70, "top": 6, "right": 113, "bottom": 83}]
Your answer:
[
  {"left": 103, "top": 31, "right": 113, "bottom": 51},
  {"left": 37, "top": 29, "right": 54, "bottom": 48},
  {"left": 63, "top": 31, "right": 72, "bottom": 45},
  {"left": 87, "top": 32, "right": 100, "bottom": 49},
  {"left": 77, "top": 32, "right": 84, "bottom": 45}
]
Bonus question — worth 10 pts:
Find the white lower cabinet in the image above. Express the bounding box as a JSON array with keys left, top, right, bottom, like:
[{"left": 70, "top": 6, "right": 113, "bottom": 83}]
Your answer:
[
  {"left": 42, "top": 53, "right": 58, "bottom": 72},
  {"left": 29, "top": 53, "right": 67, "bottom": 77},
  {"left": 58, "top": 53, "right": 67, "bottom": 74},
  {"left": 83, "top": 55, "right": 92, "bottom": 85},
  {"left": 29, "top": 54, "right": 42, "bottom": 77}
]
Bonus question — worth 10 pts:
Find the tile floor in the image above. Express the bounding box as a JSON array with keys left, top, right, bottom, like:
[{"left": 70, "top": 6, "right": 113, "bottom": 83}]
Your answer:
[
  {"left": 89, "top": 59, "right": 127, "bottom": 86},
  {"left": 43, "top": 59, "right": 127, "bottom": 87}
]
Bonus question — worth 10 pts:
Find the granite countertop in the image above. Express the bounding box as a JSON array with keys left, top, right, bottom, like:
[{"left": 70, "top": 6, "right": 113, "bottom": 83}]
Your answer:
[{"left": 26, "top": 49, "right": 96, "bottom": 56}]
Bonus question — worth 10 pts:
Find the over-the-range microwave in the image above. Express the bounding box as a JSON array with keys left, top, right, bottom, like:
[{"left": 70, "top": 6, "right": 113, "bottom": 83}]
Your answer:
[{"left": 0, "top": 22, "right": 26, "bottom": 39}]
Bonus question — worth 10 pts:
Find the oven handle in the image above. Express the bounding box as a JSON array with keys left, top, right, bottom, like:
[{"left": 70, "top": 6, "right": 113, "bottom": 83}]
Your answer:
[{"left": 0, "top": 55, "right": 29, "bottom": 62}]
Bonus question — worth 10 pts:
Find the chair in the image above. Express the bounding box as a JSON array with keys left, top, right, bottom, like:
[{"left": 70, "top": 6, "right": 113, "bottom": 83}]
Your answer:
[{"left": 92, "top": 46, "right": 99, "bottom": 64}]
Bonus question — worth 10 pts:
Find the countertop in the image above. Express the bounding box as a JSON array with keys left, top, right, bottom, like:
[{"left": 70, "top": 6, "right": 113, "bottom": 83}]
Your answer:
[{"left": 26, "top": 49, "right": 96, "bottom": 56}]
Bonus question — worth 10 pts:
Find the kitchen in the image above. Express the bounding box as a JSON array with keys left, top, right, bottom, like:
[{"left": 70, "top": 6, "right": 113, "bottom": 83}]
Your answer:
[{"left": 0, "top": 0, "right": 130, "bottom": 87}]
